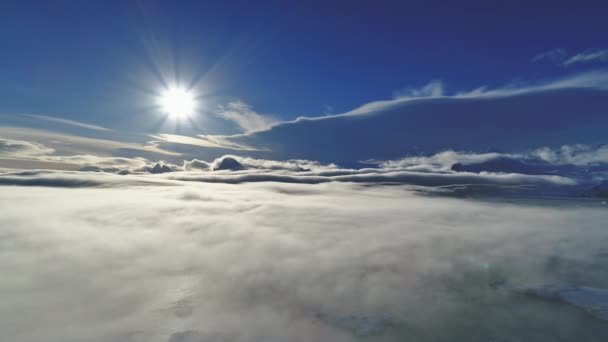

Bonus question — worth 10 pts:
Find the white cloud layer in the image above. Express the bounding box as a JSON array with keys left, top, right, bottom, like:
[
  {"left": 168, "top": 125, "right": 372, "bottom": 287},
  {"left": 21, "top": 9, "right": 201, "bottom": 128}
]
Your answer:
[{"left": 0, "top": 179, "right": 607, "bottom": 342}]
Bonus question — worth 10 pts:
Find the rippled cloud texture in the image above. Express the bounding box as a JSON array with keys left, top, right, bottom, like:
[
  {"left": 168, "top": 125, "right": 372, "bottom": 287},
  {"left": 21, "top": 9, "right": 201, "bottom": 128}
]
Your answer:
[{"left": 1, "top": 173, "right": 608, "bottom": 342}]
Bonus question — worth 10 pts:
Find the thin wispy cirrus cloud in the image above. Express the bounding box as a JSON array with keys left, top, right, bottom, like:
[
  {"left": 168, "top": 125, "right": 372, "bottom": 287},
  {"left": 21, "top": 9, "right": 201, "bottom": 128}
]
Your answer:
[
  {"left": 531, "top": 48, "right": 567, "bottom": 63},
  {"left": 532, "top": 48, "right": 608, "bottom": 66},
  {"left": 191, "top": 70, "right": 608, "bottom": 164},
  {"left": 0, "top": 126, "right": 179, "bottom": 159},
  {"left": 25, "top": 114, "right": 111, "bottom": 132},
  {"left": 298, "top": 70, "right": 608, "bottom": 120},
  {"left": 216, "top": 100, "right": 279, "bottom": 133},
  {"left": 563, "top": 49, "right": 608, "bottom": 66}
]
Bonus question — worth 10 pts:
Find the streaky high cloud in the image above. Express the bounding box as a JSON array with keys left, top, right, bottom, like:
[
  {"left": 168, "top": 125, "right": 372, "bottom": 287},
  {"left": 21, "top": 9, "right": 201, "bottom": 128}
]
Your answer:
[
  {"left": 25, "top": 114, "right": 111, "bottom": 132},
  {"left": 211, "top": 74, "right": 608, "bottom": 163},
  {"left": 325, "top": 71, "right": 608, "bottom": 119},
  {"left": 178, "top": 71, "right": 608, "bottom": 162},
  {"left": 0, "top": 137, "right": 55, "bottom": 157},
  {"left": 149, "top": 133, "right": 259, "bottom": 152},
  {"left": 531, "top": 48, "right": 567, "bottom": 63},
  {"left": 563, "top": 49, "right": 608, "bottom": 66},
  {"left": 0, "top": 127, "right": 179, "bottom": 159},
  {"left": 216, "top": 100, "right": 279, "bottom": 133},
  {"left": 149, "top": 133, "right": 231, "bottom": 149}
]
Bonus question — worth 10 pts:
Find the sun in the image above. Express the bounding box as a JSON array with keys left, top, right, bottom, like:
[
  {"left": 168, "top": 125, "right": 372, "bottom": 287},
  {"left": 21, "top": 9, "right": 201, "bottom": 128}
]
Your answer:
[{"left": 159, "top": 86, "right": 197, "bottom": 118}]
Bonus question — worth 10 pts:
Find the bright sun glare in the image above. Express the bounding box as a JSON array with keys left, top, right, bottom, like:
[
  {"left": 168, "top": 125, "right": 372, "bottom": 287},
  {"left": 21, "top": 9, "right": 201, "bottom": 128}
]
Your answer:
[{"left": 159, "top": 86, "right": 196, "bottom": 118}]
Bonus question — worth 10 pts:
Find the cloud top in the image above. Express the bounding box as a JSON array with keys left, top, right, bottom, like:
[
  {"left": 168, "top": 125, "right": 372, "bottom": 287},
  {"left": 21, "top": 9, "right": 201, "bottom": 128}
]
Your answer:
[{"left": 0, "top": 177, "right": 607, "bottom": 341}]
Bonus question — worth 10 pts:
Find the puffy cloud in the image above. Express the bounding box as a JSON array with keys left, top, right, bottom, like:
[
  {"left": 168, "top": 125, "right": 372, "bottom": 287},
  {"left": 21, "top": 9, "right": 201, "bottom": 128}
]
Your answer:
[
  {"left": 141, "top": 162, "right": 180, "bottom": 174},
  {"left": 212, "top": 156, "right": 244, "bottom": 171},
  {"left": 209, "top": 155, "right": 337, "bottom": 172},
  {"left": 216, "top": 100, "right": 279, "bottom": 133},
  {"left": 183, "top": 159, "right": 211, "bottom": 171},
  {"left": 0, "top": 179, "right": 607, "bottom": 341},
  {"left": 183, "top": 155, "right": 336, "bottom": 173}
]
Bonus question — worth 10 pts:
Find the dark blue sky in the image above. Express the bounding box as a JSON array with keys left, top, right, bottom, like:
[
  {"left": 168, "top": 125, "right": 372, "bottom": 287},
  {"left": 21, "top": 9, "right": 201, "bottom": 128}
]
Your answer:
[{"left": 1, "top": 0, "right": 607, "bottom": 135}]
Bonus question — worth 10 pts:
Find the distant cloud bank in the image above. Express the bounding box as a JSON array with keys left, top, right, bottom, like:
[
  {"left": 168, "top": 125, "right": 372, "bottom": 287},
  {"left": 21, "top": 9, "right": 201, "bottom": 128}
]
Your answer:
[{"left": 3, "top": 134, "right": 608, "bottom": 199}]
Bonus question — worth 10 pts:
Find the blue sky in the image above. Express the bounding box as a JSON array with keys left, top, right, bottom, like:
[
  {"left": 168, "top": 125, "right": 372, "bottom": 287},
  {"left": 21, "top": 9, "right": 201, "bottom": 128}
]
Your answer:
[
  {"left": 2, "top": 1, "right": 607, "bottom": 125},
  {"left": 1, "top": 0, "right": 608, "bottom": 164}
]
